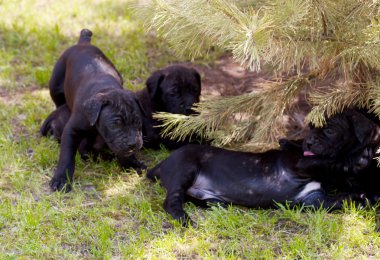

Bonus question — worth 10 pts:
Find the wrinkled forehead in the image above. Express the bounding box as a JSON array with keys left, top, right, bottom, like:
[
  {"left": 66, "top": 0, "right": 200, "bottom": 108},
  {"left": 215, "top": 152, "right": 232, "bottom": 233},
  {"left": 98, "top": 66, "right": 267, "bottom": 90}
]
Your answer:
[
  {"left": 101, "top": 98, "right": 140, "bottom": 118},
  {"left": 327, "top": 115, "right": 350, "bottom": 129},
  {"left": 163, "top": 79, "right": 199, "bottom": 97}
]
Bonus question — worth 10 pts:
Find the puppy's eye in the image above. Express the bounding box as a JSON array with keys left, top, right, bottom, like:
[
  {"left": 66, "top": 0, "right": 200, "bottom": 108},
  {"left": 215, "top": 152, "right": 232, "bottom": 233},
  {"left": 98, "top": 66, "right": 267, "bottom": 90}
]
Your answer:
[
  {"left": 323, "top": 129, "right": 336, "bottom": 137},
  {"left": 113, "top": 118, "right": 123, "bottom": 125}
]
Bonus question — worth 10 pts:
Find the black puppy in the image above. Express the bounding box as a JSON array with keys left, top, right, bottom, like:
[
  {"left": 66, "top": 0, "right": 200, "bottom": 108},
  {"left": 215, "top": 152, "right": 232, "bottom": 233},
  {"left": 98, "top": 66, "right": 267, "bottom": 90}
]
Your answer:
[
  {"left": 136, "top": 65, "right": 201, "bottom": 148},
  {"left": 47, "top": 29, "right": 144, "bottom": 192},
  {"left": 147, "top": 109, "right": 380, "bottom": 225},
  {"left": 290, "top": 109, "right": 380, "bottom": 202},
  {"left": 41, "top": 65, "right": 202, "bottom": 150},
  {"left": 280, "top": 110, "right": 379, "bottom": 174},
  {"left": 147, "top": 144, "right": 356, "bottom": 226}
]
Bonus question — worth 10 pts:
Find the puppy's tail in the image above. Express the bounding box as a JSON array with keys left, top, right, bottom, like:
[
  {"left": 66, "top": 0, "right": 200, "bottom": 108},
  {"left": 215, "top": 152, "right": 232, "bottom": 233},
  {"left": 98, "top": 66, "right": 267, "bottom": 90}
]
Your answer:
[
  {"left": 78, "top": 29, "right": 92, "bottom": 44},
  {"left": 40, "top": 113, "right": 55, "bottom": 137}
]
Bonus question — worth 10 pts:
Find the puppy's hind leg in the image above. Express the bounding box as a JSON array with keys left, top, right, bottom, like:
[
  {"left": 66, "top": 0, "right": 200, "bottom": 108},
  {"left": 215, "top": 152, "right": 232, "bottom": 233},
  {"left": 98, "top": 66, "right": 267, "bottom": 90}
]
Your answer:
[
  {"left": 297, "top": 189, "right": 344, "bottom": 210},
  {"left": 49, "top": 56, "right": 67, "bottom": 107}
]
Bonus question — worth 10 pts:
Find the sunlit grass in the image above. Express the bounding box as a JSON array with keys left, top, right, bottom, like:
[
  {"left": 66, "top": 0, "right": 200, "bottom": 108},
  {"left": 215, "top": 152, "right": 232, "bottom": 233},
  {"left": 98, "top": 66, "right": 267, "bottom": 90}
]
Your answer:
[{"left": 0, "top": 0, "right": 379, "bottom": 258}]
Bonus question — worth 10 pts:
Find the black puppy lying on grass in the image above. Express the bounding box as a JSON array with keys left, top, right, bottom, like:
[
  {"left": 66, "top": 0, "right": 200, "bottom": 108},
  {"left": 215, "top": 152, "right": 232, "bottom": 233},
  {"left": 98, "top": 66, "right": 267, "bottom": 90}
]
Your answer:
[
  {"left": 46, "top": 29, "right": 144, "bottom": 192},
  {"left": 282, "top": 109, "right": 380, "bottom": 204},
  {"left": 147, "top": 110, "right": 380, "bottom": 226}
]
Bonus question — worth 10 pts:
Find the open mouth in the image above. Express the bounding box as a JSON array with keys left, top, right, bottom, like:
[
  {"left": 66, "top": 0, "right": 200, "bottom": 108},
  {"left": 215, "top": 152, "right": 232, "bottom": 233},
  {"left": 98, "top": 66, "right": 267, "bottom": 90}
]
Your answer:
[{"left": 303, "top": 151, "right": 315, "bottom": 156}]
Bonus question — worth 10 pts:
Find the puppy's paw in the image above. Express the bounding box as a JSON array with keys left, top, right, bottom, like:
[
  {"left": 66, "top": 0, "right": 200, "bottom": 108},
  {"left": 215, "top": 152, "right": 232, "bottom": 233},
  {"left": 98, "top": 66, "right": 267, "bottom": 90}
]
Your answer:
[
  {"left": 279, "top": 138, "right": 303, "bottom": 152},
  {"left": 341, "top": 147, "right": 373, "bottom": 174},
  {"left": 49, "top": 177, "right": 72, "bottom": 192},
  {"left": 134, "top": 163, "right": 147, "bottom": 175},
  {"left": 117, "top": 154, "right": 146, "bottom": 174},
  {"left": 352, "top": 147, "right": 373, "bottom": 173},
  {"left": 174, "top": 213, "right": 195, "bottom": 228}
]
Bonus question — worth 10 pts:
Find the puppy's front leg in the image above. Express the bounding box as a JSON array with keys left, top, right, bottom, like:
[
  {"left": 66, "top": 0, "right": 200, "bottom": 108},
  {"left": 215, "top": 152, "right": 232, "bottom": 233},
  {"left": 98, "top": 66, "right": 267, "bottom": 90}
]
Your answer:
[
  {"left": 164, "top": 189, "right": 193, "bottom": 227},
  {"left": 162, "top": 170, "right": 198, "bottom": 227},
  {"left": 50, "top": 122, "right": 82, "bottom": 192}
]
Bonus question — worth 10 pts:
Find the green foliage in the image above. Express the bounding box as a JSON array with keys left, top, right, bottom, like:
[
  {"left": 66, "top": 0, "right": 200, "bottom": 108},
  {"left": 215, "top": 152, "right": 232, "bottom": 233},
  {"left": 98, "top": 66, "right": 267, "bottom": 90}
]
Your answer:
[
  {"left": 157, "top": 76, "right": 308, "bottom": 147},
  {"left": 1, "top": 0, "right": 380, "bottom": 258},
  {"left": 138, "top": 0, "right": 380, "bottom": 147}
]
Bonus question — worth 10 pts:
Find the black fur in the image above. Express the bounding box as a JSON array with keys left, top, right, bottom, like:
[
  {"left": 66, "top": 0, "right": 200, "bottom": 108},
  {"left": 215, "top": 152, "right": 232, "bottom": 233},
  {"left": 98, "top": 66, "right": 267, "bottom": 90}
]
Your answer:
[{"left": 45, "top": 29, "right": 144, "bottom": 192}]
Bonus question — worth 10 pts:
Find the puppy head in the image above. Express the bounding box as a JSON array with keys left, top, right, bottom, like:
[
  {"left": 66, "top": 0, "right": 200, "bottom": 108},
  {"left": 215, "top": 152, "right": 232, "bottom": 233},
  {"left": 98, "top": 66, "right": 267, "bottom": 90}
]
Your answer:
[
  {"left": 303, "top": 110, "right": 378, "bottom": 159},
  {"left": 83, "top": 89, "right": 143, "bottom": 157},
  {"left": 146, "top": 65, "right": 201, "bottom": 115}
]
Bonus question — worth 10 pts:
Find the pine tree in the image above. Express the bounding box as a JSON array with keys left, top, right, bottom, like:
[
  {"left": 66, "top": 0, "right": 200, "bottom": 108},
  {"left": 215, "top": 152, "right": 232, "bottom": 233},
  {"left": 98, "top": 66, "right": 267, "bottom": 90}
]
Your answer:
[{"left": 136, "top": 0, "right": 380, "bottom": 150}]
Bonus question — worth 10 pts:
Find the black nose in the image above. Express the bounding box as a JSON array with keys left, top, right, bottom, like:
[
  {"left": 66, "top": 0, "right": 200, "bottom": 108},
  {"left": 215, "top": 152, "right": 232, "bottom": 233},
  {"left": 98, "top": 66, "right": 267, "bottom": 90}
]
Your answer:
[
  {"left": 127, "top": 143, "right": 136, "bottom": 149},
  {"left": 185, "top": 105, "right": 195, "bottom": 115},
  {"left": 304, "top": 137, "right": 314, "bottom": 150}
]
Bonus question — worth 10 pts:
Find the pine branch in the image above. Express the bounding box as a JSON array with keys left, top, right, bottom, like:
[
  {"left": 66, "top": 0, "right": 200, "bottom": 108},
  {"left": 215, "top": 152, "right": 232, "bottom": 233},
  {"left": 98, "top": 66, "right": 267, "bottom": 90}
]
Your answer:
[
  {"left": 306, "top": 83, "right": 372, "bottom": 126},
  {"left": 154, "top": 76, "right": 309, "bottom": 146},
  {"left": 133, "top": 0, "right": 380, "bottom": 149},
  {"left": 136, "top": 0, "right": 380, "bottom": 76}
]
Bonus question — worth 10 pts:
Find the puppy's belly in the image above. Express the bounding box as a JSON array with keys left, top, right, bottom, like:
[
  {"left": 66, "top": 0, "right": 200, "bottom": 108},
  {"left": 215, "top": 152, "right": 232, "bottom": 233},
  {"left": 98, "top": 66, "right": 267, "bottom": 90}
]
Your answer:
[
  {"left": 186, "top": 172, "right": 309, "bottom": 207},
  {"left": 186, "top": 175, "right": 224, "bottom": 202}
]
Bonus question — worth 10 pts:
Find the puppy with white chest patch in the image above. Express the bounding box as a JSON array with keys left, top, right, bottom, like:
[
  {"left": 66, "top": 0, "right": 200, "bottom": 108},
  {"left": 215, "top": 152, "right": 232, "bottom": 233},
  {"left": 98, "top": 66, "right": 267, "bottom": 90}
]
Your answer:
[
  {"left": 148, "top": 109, "right": 380, "bottom": 226},
  {"left": 283, "top": 109, "right": 380, "bottom": 203},
  {"left": 147, "top": 144, "right": 351, "bottom": 226}
]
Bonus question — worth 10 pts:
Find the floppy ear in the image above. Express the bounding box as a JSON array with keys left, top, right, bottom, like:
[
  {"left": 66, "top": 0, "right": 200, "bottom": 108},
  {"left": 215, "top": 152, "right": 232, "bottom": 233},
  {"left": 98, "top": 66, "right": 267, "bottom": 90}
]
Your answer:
[
  {"left": 146, "top": 71, "right": 165, "bottom": 99},
  {"left": 133, "top": 95, "right": 146, "bottom": 117},
  {"left": 193, "top": 69, "right": 201, "bottom": 88},
  {"left": 351, "top": 113, "right": 374, "bottom": 144},
  {"left": 82, "top": 94, "right": 104, "bottom": 126}
]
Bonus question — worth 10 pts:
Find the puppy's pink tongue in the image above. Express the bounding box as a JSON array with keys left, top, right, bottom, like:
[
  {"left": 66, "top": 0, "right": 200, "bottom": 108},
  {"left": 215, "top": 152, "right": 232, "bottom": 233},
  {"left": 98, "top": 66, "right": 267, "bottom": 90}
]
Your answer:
[{"left": 303, "top": 151, "right": 315, "bottom": 156}]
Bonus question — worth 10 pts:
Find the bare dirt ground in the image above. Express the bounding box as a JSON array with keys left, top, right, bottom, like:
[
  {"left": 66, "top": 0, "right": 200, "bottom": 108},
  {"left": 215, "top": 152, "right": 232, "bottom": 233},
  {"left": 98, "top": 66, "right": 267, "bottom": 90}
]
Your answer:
[
  {"left": 180, "top": 55, "right": 273, "bottom": 96},
  {"left": 178, "top": 54, "right": 312, "bottom": 140}
]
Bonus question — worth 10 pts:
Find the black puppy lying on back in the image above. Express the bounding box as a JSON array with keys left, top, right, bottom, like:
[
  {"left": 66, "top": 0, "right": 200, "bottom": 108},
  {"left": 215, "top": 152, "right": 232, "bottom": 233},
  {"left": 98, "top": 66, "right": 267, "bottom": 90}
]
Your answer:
[
  {"left": 46, "top": 29, "right": 144, "bottom": 192},
  {"left": 41, "top": 64, "right": 202, "bottom": 152},
  {"left": 147, "top": 109, "right": 380, "bottom": 225}
]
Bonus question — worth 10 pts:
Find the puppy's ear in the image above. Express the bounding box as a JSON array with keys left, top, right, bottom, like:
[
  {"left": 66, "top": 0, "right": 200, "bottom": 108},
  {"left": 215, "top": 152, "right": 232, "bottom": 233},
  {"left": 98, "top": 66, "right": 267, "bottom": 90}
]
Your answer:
[
  {"left": 193, "top": 69, "right": 201, "bottom": 88},
  {"left": 83, "top": 94, "right": 104, "bottom": 126},
  {"left": 134, "top": 95, "right": 146, "bottom": 117},
  {"left": 146, "top": 72, "right": 165, "bottom": 99},
  {"left": 351, "top": 113, "right": 374, "bottom": 144}
]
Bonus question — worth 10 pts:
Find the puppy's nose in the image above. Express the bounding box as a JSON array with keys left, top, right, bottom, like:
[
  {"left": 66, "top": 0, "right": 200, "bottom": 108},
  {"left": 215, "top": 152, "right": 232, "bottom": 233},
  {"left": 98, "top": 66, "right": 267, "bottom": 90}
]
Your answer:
[
  {"left": 305, "top": 138, "right": 314, "bottom": 149},
  {"left": 126, "top": 144, "right": 137, "bottom": 153},
  {"left": 185, "top": 106, "right": 195, "bottom": 115}
]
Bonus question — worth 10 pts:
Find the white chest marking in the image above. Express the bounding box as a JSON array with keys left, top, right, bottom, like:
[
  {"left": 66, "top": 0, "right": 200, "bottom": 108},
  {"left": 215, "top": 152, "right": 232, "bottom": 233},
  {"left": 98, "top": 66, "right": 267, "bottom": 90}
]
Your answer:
[{"left": 295, "top": 181, "right": 321, "bottom": 200}]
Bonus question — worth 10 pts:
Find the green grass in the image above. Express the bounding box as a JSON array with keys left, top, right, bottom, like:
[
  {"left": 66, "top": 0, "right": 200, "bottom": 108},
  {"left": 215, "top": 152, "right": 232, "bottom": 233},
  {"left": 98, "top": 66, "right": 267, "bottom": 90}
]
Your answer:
[{"left": 0, "top": 0, "right": 380, "bottom": 258}]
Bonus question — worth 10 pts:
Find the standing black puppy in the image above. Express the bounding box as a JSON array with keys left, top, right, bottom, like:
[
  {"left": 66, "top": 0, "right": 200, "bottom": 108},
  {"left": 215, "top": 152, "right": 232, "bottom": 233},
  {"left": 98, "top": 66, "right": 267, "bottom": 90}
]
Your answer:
[
  {"left": 136, "top": 65, "right": 201, "bottom": 148},
  {"left": 41, "top": 65, "right": 202, "bottom": 150},
  {"left": 47, "top": 29, "right": 144, "bottom": 192}
]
